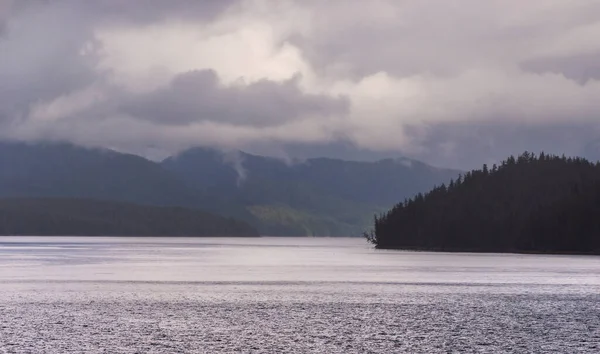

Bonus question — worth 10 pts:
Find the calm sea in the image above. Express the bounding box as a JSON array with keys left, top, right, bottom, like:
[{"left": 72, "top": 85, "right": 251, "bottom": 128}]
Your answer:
[{"left": 0, "top": 237, "right": 598, "bottom": 353}]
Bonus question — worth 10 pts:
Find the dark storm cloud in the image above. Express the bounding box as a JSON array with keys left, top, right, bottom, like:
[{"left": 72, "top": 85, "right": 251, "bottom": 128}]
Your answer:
[
  {"left": 122, "top": 70, "right": 348, "bottom": 127},
  {"left": 0, "top": 0, "right": 347, "bottom": 153},
  {"left": 0, "top": 0, "right": 237, "bottom": 125},
  {"left": 0, "top": 1, "right": 102, "bottom": 127},
  {"left": 3, "top": 68, "right": 349, "bottom": 156},
  {"left": 89, "top": 0, "right": 236, "bottom": 23},
  {"left": 8, "top": 0, "right": 237, "bottom": 24}
]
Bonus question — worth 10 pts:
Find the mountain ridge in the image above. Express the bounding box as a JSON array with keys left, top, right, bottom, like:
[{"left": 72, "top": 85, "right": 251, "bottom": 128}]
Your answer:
[
  {"left": 162, "top": 146, "right": 460, "bottom": 235},
  {"left": 0, "top": 141, "right": 460, "bottom": 236}
]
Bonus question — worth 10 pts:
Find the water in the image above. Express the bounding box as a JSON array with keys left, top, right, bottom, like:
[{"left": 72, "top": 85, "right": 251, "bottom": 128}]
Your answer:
[{"left": 0, "top": 237, "right": 599, "bottom": 353}]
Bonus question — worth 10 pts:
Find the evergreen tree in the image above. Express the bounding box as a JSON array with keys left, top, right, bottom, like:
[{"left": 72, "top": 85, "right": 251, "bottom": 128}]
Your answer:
[{"left": 366, "top": 152, "right": 600, "bottom": 255}]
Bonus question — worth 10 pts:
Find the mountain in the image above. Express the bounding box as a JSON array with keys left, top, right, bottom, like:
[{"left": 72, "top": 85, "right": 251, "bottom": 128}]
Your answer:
[
  {"left": 0, "top": 141, "right": 459, "bottom": 236},
  {"left": 0, "top": 141, "right": 254, "bottom": 217},
  {"left": 162, "top": 147, "right": 460, "bottom": 236},
  {"left": 0, "top": 198, "right": 258, "bottom": 236},
  {"left": 0, "top": 141, "right": 202, "bottom": 206},
  {"left": 368, "top": 152, "right": 600, "bottom": 254},
  {"left": 0, "top": 141, "right": 257, "bottom": 231},
  {"left": 277, "top": 141, "right": 412, "bottom": 162}
]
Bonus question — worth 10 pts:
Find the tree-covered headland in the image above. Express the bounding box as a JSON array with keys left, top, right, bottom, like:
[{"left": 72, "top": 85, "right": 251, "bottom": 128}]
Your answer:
[{"left": 366, "top": 152, "right": 600, "bottom": 254}]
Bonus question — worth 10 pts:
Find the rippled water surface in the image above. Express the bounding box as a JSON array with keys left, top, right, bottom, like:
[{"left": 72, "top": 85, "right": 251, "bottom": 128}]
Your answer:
[{"left": 0, "top": 237, "right": 599, "bottom": 353}]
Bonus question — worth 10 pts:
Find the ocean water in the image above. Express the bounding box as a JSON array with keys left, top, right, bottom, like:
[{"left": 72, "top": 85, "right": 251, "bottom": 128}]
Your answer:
[{"left": 0, "top": 237, "right": 598, "bottom": 353}]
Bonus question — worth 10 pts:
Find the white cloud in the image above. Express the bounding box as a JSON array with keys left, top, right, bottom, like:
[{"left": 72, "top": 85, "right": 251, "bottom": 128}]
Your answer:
[
  {"left": 2, "top": 0, "right": 600, "bottom": 167},
  {"left": 95, "top": 0, "right": 313, "bottom": 89}
]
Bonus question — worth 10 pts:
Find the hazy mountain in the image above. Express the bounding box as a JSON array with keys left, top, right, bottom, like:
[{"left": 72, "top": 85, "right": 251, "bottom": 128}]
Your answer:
[
  {"left": 162, "top": 147, "right": 460, "bottom": 235},
  {"left": 0, "top": 142, "right": 459, "bottom": 236},
  {"left": 275, "top": 141, "right": 409, "bottom": 163},
  {"left": 0, "top": 142, "right": 202, "bottom": 206},
  {"left": 0, "top": 198, "right": 258, "bottom": 237},
  {"left": 0, "top": 142, "right": 255, "bottom": 228}
]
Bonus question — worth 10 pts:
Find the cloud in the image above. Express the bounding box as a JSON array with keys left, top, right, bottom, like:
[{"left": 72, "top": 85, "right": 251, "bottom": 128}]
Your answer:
[
  {"left": 292, "top": 1, "right": 600, "bottom": 78},
  {"left": 0, "top": 0, "right": 11, "bottom": 34},
  {"left": 121, "top": 70, "right": 348, "bottom": 127},
  {"left": 522, "top": 51, "right": 600, "bottom": 84},
  {"left": 4, "top": 69, "right": 348, "bottom": 155},
  {"left": 222, "top": 150, "right": 248, "bottom": 186},
  {"left": 83, "top": 0, "right": 237, "bottom": 24},
  {"left": 412, "top": 122, "right": 600, "bottom": 169},
  {"left": 0, "top": 1, "right": 102, "bottom": 125},
  {"left": 1, "top": 0, "right": 600, "bottom": 168}
]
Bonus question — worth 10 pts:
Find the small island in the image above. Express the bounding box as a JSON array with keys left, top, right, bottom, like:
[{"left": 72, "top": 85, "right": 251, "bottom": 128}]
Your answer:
[
  {"left": 0, "top": 198, "right": 259, "bottom": 237},
  {"left": 366, "top": 152, "right": 600, "bottom": 255}
]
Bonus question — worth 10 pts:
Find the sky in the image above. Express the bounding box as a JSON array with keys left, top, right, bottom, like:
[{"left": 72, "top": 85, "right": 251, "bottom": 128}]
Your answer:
[{"left": 1, "top": 0, "right": 600, "bottom": 168}]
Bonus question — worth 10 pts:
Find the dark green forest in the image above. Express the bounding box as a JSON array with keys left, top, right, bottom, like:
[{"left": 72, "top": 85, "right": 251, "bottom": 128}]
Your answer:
[
  {"left": 163, "top": 147, "right": 458, "bottom": 236},
  {"left": 367, "top": 152, "right": 600, "bottom": 254},
  {"left": 0, "top": 198, "right": 258, "bottom": 237}
]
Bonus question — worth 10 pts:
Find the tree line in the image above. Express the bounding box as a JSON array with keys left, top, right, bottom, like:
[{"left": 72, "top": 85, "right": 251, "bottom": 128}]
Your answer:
[
  {"left": 0, "top": 198, "right": 259, "bottom": 237},
  {"left": 366, "top": 152, "right": 600, "bottom": 254}
]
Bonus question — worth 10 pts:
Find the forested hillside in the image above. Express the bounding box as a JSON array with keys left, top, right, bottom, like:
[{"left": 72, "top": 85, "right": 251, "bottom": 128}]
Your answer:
[
  {"left": 162, "top": 147, "right": 459, "bottom": 236},
  {"left": 367, "top": 152, "right": 600, "bottom": 254},
  {"left": 0, "top": 142, "right": 206, "bottom": 207},
  {"left": 0, "top": 198, "right": 258, "bottom": 236},
  {"left": 0, "top": 142, "right": 458, "bottom": 236},
  {"left": 0, "top": 142, "right": 255, "bottom": 224}
]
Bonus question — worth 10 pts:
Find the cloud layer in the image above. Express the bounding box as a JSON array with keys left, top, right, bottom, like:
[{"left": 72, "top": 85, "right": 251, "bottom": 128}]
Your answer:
[{"left": 1, "top": 0, "right": 600, "bottom": 168}]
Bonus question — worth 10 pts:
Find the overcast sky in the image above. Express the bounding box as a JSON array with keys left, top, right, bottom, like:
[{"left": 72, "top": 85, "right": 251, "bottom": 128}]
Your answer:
[{"left": 1, "top": 0, "right": 600, "bottom": 168}]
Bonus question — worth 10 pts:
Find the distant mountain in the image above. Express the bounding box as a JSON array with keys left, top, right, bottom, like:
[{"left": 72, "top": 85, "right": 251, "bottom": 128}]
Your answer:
[
  {"left": 0, "top": 198, "right": 258, "bottom": 236},
  {"left": 0, "top": 141, "right": 255, "bottom": 228},
  {"left": 368, "top": 152, "right": 600, "bottom": 254},
  {"left": 278, "top": 141, "right": 409, "bottom": 162},
  {"left": 0, "top": 142, "right": 202, "bottom": 206},
  {"left": 0, "top": 142, "right": 459, "bottom": 236},
  {"left": 162, "top": 147, "right": 460, "bottom": 236}
]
